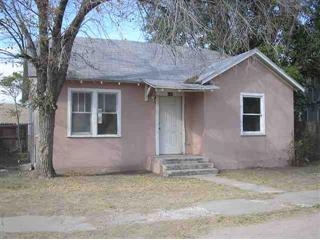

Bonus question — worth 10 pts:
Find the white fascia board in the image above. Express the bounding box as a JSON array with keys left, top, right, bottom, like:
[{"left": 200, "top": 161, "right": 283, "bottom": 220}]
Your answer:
[
  {"left": 254, "top": 50, "right": 305, "bottom": 92},
  {"left": 197, "top": 50, "right": 256, "bottom": 84},
  {"left": 143, "top": 80, "right": 220, "bottom": 91}
]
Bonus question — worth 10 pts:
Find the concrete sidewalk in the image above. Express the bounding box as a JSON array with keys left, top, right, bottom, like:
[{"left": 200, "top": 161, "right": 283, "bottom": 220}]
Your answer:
[
  {"left": 203, "top": 212, "right": 320, "bottom": 238},
  {"left": 0, "top": 216, "right": 96, "bottom": 233},
  {"left": 0, "top": 190, "right": 319, "bottom": 233},
  {"left": 100, "top": 190, "right": 320, "bottom": 225},
  {"left": 188, "top": 174, "right": 285, "bottom": 193}
]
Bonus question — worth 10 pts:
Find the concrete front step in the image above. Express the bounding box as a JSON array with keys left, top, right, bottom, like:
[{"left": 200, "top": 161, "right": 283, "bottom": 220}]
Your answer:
[
  {"left": 161, "top": 158, "right": 210, "bottom": 164},
  {"left": 163, "top": 162, "right": 214, "bottom": 171},
  {"left": 155, "top": 155, "right": 204, "bottom": 160},
  {"left": 151, "top": 155, "right": 218, "bottom": 177},
  {"left": 164, "top": 168, "right": 219, "bottom": 177}
]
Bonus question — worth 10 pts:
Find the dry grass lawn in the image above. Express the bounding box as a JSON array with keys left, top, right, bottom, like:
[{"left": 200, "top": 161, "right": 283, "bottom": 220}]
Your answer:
[
  {"left": 0, "top": 171, "right": 263, "bottom": 217},
  {"left": 1, "top": 166, "right": 319, "bottom": 239},
  {"left": 220, "top": 161, "right": 320, "bottom": 191}
]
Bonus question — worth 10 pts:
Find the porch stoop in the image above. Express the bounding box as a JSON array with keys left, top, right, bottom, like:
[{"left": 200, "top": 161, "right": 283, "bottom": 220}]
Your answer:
[{"left": 152, "top": 155, "right": 219, "bottom": 177}]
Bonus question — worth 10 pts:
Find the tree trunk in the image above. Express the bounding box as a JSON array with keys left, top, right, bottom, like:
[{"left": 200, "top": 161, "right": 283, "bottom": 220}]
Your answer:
[
  {"left": 36, "top": 108, "right": 56, "bottom": 178},
  {"left": 14, "top": 99, "right": 22, "bottom": 153}
]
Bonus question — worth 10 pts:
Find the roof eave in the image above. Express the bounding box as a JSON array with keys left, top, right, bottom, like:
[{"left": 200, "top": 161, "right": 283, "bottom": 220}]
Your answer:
[
  {"left": 195, "top": 49, "right": 257, "bottom": 84},
  {"left": 144, "top": 80, "right": 220, "bottom": 92},
  {"left": 67, "top": 78, "right": 144, "bottom": 84},
  {"left": 199, "top": 49, "right": 305, "bottom": 93},
  {"left": 153, "top": 87, "right": 219, "bottom": 92},
  {"left": 254, "top": 50, "right": 305, "bottom": 93}
]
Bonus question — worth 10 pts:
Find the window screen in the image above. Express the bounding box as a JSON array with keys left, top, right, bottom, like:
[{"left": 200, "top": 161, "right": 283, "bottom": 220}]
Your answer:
[{"left": 97, "top": 93, "right": 118, "bottom": 135}]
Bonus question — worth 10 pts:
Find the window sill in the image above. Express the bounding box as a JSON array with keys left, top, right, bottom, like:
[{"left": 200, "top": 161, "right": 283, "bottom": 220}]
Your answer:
[
  {"left": 241, "top": 132, "right": 266, "bottom": 137},
  {"left": 67, "top": 134, "right": 121, "bottom": 138}
]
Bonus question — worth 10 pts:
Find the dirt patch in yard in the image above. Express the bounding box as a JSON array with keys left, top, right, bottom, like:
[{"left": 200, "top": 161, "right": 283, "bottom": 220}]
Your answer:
[
  {"left": 220, "top": 161, "right": 320, "bottom": 191},
  {"left": 0, "top": 171, "right": 265, "bottom": 217}
]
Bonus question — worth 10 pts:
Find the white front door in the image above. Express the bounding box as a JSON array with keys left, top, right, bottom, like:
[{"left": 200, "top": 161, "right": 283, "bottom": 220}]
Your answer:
[{"left": 159, "top": 96, "right": 183, "bottom": 154}]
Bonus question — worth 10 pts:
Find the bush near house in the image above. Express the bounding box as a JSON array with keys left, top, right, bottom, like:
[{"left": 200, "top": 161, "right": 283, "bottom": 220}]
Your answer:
[{"left": 290, "top": 123, "right": 320, "bottom": 167}]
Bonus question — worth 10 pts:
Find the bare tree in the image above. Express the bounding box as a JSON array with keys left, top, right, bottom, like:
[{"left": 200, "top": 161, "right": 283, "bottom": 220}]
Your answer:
[
  {"left": 138, "top": 0, "right": 303, "bottom": 54},
  {"left": 0, "top": 0, "right": 112, "bottom": 177}
]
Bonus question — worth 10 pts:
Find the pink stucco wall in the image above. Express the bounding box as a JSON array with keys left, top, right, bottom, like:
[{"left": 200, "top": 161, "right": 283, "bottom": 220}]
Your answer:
[
  {"left": 53, "top": 81, "right": 155, "bottom": 173},
  {"left": 185, "top": 92, "right": 204, "bottom": 155},
  {"left": 203, "top": 57, "right": 294, "bottom": 169}
]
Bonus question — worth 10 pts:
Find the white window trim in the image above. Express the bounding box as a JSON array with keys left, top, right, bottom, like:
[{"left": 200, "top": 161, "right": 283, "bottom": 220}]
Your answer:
[
  {"left": 240, "top": 92, "right": 265, "bottom": 136},
  {"left": 67, "top": 88, "right": 121, "bottom": 138}
]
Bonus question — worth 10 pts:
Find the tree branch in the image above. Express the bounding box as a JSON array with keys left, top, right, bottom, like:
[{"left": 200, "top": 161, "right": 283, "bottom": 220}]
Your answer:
[
  {"left": 34, "top": 0, "right": 49, "bottom": 60},
  {"left": 55, "top": 0, "right": 107, "bottom": 98},
  {"left": 63, "top": 0, "right": 107, "bottom": 42},
  {"left": 52, "top": 0, "right": 69, "bottom": 40},
  {"left": 0, "top": 20, "right": 24, "bottom": 51},
  {"left": 34, "top": 0, "right": 49, "bottom": 94},
  {"left": 0, "top": 2, "right": 25, "bottom": 47},
  {"left": 11, "top": 0, "right": 38, "bottom": 60}
]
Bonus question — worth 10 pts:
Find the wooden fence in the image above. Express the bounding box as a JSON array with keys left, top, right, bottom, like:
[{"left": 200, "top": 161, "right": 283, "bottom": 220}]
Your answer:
[{"left": 0, "top": 124, "right": 28, "bottom": 153}]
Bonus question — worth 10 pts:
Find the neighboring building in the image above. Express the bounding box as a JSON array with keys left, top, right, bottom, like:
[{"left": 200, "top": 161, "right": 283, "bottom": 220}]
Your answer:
[
  {"left": 28, "top": 38, "right": 305, "bottom": 176},
  {"left": 0, "top": 104, "right": 28, "bottom": 152}
]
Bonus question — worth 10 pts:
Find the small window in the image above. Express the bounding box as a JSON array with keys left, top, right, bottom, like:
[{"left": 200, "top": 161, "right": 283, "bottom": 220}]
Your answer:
[
  {"left": 71, "top": 92, "right": 92, "bottom": 135},
  {"left": 68, "top": 88, "right": 121, "bottom": 137},
  {"left": 241, "top": 93, "right": 265, "bottom": 136}
]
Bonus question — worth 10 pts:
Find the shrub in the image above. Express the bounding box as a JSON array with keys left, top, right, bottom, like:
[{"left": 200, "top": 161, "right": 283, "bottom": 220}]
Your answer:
[{"left": 289, "top": 129, "right": 318, "bottom": 166}]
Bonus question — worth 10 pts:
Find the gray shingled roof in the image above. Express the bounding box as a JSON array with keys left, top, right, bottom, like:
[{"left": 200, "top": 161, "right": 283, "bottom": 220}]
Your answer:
[
  {"left": 28, "top": 38, "right": 226, "bottom": 84},
  {"left": 66, "top": 38, "right": 226, "bottom": 83},
  {"left": 28, "top": 38, "right": 304, "bottom": 92}
]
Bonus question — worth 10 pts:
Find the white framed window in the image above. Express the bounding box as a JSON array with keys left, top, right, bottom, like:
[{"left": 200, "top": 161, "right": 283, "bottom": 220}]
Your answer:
[
  {"left": 68, "top": 88, "right": 121, "bottom": 137},
  {"left": 240, "top": 93, "right": 265, "bottom": 136}
]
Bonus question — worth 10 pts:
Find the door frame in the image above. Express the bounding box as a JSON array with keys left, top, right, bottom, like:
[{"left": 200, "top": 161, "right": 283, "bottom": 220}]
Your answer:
[{"left": 155, "top": 93, "right": 185, "bottom": 155}]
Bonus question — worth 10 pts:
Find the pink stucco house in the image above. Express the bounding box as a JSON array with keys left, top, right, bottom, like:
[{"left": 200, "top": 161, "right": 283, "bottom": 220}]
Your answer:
[{"left": 29, "top": 38, "right": 305, "bottom": 176}]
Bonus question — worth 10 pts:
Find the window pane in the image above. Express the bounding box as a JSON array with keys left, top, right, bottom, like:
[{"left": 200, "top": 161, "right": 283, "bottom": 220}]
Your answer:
[
  {"left": 105, "top": 94, "right": 116, "bottom": 112},
  {"left": 243, "top": 115, "right": 260, "bottom": 132},
  {"left": 72, "top": 113, "right": 91, "bottom": 134},
  {"left": 72, "top": 93, "right": 78, "bottom": 112},
  {"left": 78, "top": 93, "right": 85, "bottom": 112},
  {"left": 72, "top": 92, "right": 91, "bottom": 113},
  {"left": 243, "top": 97, "right": 260, "bottom": 114},
  {"left": 98, "top": 114, "right": 117, "bottom": 135},
  {"left": 98, "top": 93, "right": 117, "bottom": 112},
  {"left": 85, "top": 93, "right": 91, "bottom": 112},
  {"left": 98, "top": 93, "right": 104, "bottom": 110}
]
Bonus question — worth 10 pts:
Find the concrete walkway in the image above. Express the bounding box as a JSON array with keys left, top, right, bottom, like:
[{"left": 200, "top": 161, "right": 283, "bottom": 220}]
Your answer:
[
  {"left": 189, "top": 174, "right": 285, "bottom": 193},
  {"left": 203, "top": 212, "right": 320, "bottom": 238}
]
